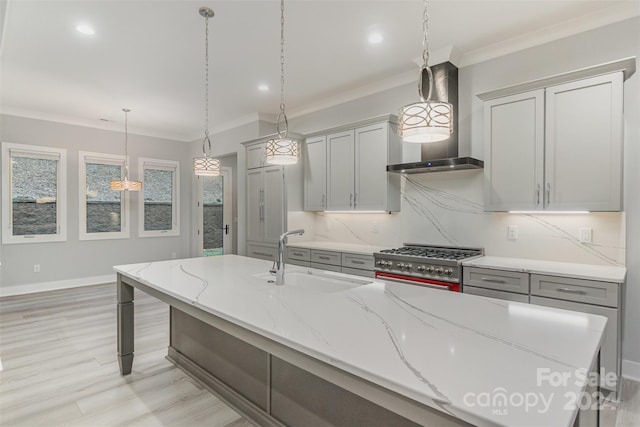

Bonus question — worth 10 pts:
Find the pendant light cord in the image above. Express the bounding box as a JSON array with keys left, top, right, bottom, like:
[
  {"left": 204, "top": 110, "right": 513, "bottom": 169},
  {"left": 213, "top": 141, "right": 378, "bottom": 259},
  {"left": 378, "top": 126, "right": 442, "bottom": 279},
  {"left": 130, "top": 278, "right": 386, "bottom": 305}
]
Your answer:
[
  {"left": 276, "top": 0, "right": 289, "bottom": 139},
  {"left": 203, "top": 13, "right": 212, "bottom": 157},
  {"left": 123, "top": 108, "right": 130, "bottom": 180},
  {"left": 418, "top": 0, "right": 433, "bottom": 103}
]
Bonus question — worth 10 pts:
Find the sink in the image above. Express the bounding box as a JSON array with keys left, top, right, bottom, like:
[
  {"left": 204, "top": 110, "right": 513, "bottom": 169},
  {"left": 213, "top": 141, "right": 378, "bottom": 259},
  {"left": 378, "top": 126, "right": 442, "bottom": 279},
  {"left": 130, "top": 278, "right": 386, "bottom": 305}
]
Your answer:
[{"left": 253, "top": 269, "right": 372, "bottom": 293}]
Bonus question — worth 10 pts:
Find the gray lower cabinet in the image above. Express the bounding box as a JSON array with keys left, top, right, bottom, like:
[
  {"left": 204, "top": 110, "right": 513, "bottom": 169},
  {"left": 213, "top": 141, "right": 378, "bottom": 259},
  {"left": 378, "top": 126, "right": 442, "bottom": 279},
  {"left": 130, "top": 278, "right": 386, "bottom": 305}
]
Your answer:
[
  {"left": 247, "top": 243, "right": 277, "bottom": 262},
  {"left": 464, "top": 286, "right": 529, "bottom": 303},
  {"left": 286, "top": 246, "right": 375, "bottom": 278},
  {"left": 463, "top": 266, "right": 621, "bottom": 397}
]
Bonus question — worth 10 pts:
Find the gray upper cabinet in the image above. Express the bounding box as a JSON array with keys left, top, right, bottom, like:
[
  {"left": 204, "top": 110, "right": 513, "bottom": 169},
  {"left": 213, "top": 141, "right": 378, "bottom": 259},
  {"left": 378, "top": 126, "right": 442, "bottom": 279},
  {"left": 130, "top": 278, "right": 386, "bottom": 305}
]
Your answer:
[
  {"left": 303, "top": 116, "right": 402, "bottom": 213},
  {"left": 303, "top": 136, "right": 327, "bottom": 211},
  {"left": 483, "top": 71, "right": 624, "bottom": 212},
  {"left": 246, "top": 143, "right": 266, "bottom": 169}
]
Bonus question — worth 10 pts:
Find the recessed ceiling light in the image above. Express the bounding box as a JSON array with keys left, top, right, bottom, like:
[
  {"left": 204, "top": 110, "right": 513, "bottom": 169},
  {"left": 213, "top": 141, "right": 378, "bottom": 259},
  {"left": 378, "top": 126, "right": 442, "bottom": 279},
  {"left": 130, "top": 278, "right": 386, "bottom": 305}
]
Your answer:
[
  {"left": 76, "top": 24, "right": 95, "bottom": 36},
  {"left": 258, "top": 84, "right": 269, "bottom": 92},
  {"left": 368, "top": 32, "right": 383, "bottom": 44}
]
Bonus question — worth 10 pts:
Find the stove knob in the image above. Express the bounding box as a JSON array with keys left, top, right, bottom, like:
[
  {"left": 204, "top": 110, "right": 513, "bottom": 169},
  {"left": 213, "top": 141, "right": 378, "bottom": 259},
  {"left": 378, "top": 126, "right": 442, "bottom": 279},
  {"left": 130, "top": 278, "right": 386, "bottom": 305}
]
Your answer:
[
  {"left": 405, "top": 263, "right": 412, "bottom": 271},
  {"left": 376, "top": 260, "right": 383, "bottom": 266},
  {"left": 385, "top": 261, "right": 393, "bottom": 267},
  {"left": 426, "top": 266, "right": 434, "bottom": 274},
  {"left": 397, "top": 263, "right": 405, "bottom": 269},
  {"left": 444, "top": 269, "right": 453, "bottom": 277},
  {"left": 435, "top": 267, "right": 444, "bottom": 275},
  {"left": 417, "top": 265, "right": 426, "bottom": 272}
]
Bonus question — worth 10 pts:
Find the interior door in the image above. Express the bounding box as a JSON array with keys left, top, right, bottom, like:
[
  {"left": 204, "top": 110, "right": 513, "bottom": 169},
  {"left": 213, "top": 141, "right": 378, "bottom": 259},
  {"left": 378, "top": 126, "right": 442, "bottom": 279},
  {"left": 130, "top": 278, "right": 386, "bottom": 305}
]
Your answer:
[{"left": 198, "top": 167, "right": 232, "bottom": 256}]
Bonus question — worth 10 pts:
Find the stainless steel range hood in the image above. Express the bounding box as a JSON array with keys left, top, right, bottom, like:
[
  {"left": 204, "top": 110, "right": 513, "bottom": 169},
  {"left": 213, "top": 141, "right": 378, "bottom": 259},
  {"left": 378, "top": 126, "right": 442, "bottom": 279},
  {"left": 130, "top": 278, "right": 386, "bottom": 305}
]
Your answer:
[{"left": 387, "top": 62, "right": 483, "bottom": 174}]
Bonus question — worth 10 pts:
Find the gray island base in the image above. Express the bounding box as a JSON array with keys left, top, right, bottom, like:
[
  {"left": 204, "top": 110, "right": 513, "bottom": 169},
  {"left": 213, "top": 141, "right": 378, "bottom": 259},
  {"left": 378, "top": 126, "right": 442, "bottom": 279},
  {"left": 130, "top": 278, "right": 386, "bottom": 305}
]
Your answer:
[{"left": 115, "top": 255, "right": 604, "bottom": 427}]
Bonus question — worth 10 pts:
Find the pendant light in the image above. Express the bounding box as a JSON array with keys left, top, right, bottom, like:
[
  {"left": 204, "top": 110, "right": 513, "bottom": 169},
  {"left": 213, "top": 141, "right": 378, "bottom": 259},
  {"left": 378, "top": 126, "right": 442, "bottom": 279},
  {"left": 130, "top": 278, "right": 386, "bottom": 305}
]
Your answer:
[
  {"left": 193, "top": 7, "right": 221, "bottom": 176},
  {"left": 265, "top": 0, "right": 299, "bottom": 165},
  {"left": 110, "top": 108, "right": 142, "bottom": 191},
  {"left": 398, "top": 0, "right": 452, "bottom": 143}
]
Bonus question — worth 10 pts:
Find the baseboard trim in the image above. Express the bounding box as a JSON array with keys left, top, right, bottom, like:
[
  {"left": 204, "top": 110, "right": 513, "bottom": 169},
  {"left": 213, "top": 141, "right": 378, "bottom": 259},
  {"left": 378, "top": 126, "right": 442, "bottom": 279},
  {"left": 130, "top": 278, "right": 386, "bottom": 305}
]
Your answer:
[
  {"left": 622, "top": 359, "right": 640, "bottom": 382},
  {"left": 0, "top": 274, "right": 116, "bottom": 297}
]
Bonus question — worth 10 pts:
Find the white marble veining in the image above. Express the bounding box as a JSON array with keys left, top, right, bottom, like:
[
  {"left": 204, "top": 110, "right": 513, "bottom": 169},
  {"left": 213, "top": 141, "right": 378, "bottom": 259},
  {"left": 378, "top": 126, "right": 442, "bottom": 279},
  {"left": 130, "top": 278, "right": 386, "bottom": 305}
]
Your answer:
[
  {"left": 286, "top": 240, "right": 388, "bottom": 255},
  {"left": 115, "top": 255, "right": 607, "bottom": 427},
  {"left": 463, "top": 256, "right": 626, "bottom": 283}
]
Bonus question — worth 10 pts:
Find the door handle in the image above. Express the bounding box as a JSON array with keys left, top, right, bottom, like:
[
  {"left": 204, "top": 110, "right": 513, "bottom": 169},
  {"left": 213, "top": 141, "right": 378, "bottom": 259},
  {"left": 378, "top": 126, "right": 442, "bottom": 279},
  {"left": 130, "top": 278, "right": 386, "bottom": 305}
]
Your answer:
[{"left": 221, "top": 225, "right": 229, "bottom": 235}]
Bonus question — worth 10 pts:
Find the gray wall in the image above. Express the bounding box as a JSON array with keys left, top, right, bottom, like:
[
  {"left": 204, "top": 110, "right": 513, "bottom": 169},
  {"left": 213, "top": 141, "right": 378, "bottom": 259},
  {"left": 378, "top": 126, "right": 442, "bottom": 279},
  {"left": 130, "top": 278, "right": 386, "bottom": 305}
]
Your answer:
[{"left": 0, "top": 114, "right": 192, "bottom": 289}]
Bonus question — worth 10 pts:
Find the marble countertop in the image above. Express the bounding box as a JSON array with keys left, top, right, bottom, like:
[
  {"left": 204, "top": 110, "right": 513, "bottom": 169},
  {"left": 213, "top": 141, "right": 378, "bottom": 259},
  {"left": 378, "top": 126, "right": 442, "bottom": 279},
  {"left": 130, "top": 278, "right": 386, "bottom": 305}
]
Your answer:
[
  {"left": 462, "top": 256, "right": 626, "bottom": 283},
  {"left": 286, "top": 240, "right": 388, "bottom": 255},
  {"left": 115, "top": 255, "right": 606, "bottom": 427}
]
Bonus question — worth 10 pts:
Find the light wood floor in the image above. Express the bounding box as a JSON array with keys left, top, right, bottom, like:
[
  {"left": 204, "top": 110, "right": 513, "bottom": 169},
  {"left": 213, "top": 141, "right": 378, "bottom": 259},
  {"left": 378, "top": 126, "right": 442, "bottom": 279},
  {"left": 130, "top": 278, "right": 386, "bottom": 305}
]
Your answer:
[{"left": 1, "top": 283, "right": 638, "bottom": 427}]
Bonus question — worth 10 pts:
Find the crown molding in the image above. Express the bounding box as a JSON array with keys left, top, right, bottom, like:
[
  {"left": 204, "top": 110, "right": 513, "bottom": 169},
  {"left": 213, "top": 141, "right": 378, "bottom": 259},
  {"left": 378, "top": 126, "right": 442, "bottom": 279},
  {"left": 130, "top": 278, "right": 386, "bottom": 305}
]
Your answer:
[{"left": 460, "top": 1, "right": 640, "bottom": 67}]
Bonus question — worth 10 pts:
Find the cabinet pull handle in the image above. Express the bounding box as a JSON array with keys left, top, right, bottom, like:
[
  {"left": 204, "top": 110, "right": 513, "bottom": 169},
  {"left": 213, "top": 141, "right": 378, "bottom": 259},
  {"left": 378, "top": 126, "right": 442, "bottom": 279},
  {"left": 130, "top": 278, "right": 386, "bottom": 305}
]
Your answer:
[
  {"left": 318, "top": 255, "right": 331, "bottom": 260},
  {"left": 350, "top": 260, "right": 365, "bottom": 265},
  {"left": 557, "top": 287, "right": 587, "bottom": 295},
  {"left": 349, "top": 193, "right": 353, "bottom": 207},
  {"left": 254, "top": 251, "right": 272, "bottom": 257},
  {"left": 293, "top": 251, "right": 304, "bottom": 256},
  {"left": 322, "top": 194, "right": 325, "bottom": 207},
  {"left": 480, "top": 277, "right": 506, "bottom": 284},
  {"left": 354, "top": 193, "right": 357, "bottom": 209},
  {"left": 536, "top": 184, "right": 541, "bottom": 205},
  {"left": 546, "top": 183, "right": 551, "bottom": 205}
]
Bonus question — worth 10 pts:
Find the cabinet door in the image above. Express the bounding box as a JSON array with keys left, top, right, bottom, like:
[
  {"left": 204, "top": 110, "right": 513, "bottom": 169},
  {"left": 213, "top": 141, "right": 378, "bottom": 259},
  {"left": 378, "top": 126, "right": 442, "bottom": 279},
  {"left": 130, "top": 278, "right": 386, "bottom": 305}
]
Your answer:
[
  {"left": 246, "top": 169, "right": 264, "bottom": 242},
  {"left": 327, "top": 130, "right": 355, "bottom": 210},
  {"left": 246, "top": 143, "right": 265, "bottom": 169},
  {"left": 262, "top": 166, "right": 284, "bottom": 244},
  {"left": 484, "top": 90, "right": 544, "bottom": 211},
  {"left": 530, "top": 296, "right": 619, "bottom": 392},
  {"left": 545, "top": 73, "right": 623, "bottom": 211},
  {"left": 355, "top": 123, "right": 388, "bottom": 211},
  {"left": 303, "top": 136, "right": 327, "bottom": 211}
]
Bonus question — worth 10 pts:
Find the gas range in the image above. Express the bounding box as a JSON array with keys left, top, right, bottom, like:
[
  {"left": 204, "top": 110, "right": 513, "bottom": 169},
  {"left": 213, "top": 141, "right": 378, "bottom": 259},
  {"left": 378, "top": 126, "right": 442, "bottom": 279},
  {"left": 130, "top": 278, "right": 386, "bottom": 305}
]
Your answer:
[{"left": 374, "top": 244, "right": 484, "bottom": 287}]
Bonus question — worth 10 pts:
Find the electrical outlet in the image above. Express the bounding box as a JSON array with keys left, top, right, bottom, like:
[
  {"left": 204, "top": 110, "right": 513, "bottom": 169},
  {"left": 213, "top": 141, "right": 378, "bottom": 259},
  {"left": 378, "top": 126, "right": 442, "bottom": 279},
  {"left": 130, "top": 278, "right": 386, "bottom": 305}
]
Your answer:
[
  {"left": 33, "top": 264, "right": 40, "bottom": 273},
  {"left": 579, "top": 228, "right": 593, "bottom": 244},
  {"left": 370, "top": 222, "right": 379, "bottom": 234},
  {"left": 507, "top": 225, "right": 519, "bottom": 241},
  {"left": 171, "top": 252, "right": 177, "bottom": 259}
]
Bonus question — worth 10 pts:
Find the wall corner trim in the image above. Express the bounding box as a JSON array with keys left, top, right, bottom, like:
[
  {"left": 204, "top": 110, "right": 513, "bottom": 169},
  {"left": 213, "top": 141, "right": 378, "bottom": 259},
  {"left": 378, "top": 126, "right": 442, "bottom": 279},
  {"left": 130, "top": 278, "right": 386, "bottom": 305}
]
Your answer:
[{"left": 0, "top": 274, "right": 116, "bottom": 298}]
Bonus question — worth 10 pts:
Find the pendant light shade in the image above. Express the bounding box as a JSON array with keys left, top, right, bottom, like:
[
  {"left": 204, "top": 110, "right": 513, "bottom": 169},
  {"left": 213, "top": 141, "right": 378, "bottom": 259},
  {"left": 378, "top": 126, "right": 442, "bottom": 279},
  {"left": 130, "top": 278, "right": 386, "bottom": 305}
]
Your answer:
[
  {"left": 265, "top": 0, "right": 299, "bottom": 165},
  {"left": 110, "top": 108, "right": 142, "bottom": 191},
  {"left": 398, "top": 0, "right": 453, "bottom": 143},
  {"left": 193, "top": 7, "right": 221, "bottom": 176}
]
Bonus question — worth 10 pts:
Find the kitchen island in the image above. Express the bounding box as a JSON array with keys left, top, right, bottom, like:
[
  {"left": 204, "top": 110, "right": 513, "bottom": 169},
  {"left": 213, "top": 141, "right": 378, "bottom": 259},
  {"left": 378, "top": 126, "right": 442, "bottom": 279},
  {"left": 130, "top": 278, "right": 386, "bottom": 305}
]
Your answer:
[{"left": 115, "top": 255, "right": 605, "bottom": 427}]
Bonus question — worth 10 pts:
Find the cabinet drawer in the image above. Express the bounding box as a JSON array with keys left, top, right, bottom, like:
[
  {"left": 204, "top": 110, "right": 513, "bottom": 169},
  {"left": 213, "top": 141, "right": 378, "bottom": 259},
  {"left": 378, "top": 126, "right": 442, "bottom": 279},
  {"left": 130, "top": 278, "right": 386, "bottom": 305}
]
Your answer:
[
  {"left": 463, "top": 286, "right": 529, "bottom": 303},
  {"left": 288, "top": 259, "right": 311, "bottom": 268},
  {"left": 341, "top": 267, "right": 375, "bottom": 278},
  {"left": 287, "top": 247, "right": 311, "bottom": 262},
  {"left": 310, "top": 262, "right": 342, "bottom": 273},
  {"left": 341, "top": 253, "right": 374, "bottom": 270},
  {"left": 247, "top": 244, "right": 277, "bottom": 261},
  {"left": 530, "top": 296, "right": 619, "bottom": 391},
  {"left": 311, "top": 250, "right": 341, "bottom": 266},
  {"left": 463, "top": 267, "right": 529, "bottom": 294},
  {"left": 530, "top": 274, "right": 619, "bottom": 307}
]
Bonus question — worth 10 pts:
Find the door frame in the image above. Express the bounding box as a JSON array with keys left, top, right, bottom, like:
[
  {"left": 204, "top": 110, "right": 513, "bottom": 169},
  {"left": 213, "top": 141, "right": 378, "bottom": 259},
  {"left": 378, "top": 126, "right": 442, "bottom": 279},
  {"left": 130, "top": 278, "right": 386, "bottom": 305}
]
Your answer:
[{"left": 196, "top": 167, "right": 233, "bottom": 256}]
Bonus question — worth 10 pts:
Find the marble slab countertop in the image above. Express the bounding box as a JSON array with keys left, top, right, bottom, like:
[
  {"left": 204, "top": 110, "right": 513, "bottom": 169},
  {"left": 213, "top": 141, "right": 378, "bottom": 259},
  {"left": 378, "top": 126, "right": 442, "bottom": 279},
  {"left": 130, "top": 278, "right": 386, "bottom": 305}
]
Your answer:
[
  {"left": 462, "top": 256, "right": 626, "bottom": 283},
  {"left": 286, "top": 240, "right": 388, "bottom": 256},
  {"left": 115, "top": 255, "right": 606, "bottom": 427}
]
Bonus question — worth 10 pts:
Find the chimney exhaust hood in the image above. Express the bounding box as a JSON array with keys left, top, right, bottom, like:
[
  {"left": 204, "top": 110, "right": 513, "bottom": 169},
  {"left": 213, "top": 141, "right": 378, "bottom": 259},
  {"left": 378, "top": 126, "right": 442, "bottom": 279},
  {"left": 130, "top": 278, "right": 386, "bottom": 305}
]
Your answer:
[{"left": 387, "top": 62, "right": 483, "bottom": 174}]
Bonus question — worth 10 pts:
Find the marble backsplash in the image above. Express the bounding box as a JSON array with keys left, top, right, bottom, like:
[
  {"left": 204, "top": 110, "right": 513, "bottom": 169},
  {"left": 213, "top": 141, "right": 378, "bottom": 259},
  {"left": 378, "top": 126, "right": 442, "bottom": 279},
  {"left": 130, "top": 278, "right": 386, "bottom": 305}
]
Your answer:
[{"left": 288, "top": 170, "right": 625, "bottom": 266}]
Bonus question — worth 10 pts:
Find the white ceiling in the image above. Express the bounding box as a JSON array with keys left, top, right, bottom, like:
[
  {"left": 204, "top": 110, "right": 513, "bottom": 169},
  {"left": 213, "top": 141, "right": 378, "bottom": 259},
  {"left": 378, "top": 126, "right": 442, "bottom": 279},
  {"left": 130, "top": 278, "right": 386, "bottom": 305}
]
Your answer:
[{"left": 1, "top": 0, "right": 638, "bottom": 142}]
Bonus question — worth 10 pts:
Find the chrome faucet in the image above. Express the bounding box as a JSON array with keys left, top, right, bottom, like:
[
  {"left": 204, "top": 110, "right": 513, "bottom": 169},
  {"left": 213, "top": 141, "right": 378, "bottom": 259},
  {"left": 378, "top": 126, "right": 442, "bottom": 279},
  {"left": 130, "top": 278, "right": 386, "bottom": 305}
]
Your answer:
[{"left": 271, "top": 229, "right": 305, "bottom": 285}]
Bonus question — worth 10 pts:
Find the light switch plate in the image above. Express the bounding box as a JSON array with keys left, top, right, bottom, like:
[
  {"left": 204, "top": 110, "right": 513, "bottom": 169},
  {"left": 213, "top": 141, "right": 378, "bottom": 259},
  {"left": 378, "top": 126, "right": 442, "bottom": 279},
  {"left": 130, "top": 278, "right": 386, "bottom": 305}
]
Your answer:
[
  {"left": 507, "top": 225, "right": 519, "bottom": 240},
  {"left": 579, "top": 228, "right": 593, "bottom": 243}
]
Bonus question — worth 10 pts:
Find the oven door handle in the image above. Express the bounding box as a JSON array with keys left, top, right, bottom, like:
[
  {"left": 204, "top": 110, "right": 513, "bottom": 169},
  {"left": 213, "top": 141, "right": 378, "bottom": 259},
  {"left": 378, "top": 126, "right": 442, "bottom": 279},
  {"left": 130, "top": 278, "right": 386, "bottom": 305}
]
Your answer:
[{"left": 375, "top": 272, "right": 459, "bottom": 292}]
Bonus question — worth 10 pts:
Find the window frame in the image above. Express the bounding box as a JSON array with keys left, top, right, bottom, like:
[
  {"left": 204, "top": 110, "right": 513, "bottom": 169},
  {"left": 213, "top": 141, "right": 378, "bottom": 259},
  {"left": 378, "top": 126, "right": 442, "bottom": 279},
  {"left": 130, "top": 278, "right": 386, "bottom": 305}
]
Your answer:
[
  {"left": 78, "top": 151, "right": 130, "bottom": 241},
  {"left": 1, "top": 142, "right": 68, "bottom": 244},
  {"left": 138, "top": 157, "right": 180, "bottom": 237}
]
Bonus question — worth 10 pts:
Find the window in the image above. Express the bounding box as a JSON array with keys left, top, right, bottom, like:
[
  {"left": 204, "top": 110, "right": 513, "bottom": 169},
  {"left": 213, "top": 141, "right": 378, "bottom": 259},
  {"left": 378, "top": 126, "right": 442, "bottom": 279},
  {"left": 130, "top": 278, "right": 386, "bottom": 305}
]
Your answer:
[
  {"left": 2, "top": 142, "right": 67, "bottom": 244},
  {"left": 138, "top": 158, "right": 180, "bottom": 237},
  {"left": 78, "top": 151, "right": 129, "bottom": 240}
]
